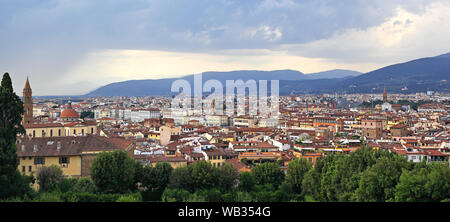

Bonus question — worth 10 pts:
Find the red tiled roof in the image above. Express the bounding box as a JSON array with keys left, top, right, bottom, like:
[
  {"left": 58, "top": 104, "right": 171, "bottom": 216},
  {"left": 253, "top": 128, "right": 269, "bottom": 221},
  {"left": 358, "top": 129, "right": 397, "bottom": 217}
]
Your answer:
[
  {"left": 60, "top": 109, "right": 79, "bottom": 118},
  {"left": 17, "top": 135, "right": 133, "bottom": 157},
  {"left": 23, "top": 123, "right": 63, "bottom": 128}
]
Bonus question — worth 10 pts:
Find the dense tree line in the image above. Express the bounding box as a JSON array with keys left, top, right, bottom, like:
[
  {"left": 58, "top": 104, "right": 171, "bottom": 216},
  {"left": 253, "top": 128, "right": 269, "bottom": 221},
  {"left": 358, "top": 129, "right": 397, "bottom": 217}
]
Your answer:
[
  {"left": 359, "top": 99, "right": 436, "bottom": 111},
  {"left": 80, "top": 111, "right": 94, "bottom": 119},
  {"left": 2, "top": 147, "right": 450, "bottom": 202}
]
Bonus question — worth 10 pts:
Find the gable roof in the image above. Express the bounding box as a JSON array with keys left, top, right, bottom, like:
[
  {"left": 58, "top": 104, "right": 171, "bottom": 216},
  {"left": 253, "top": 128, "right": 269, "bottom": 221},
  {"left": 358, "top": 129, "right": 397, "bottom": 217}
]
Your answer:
[{"left": 17, "top": 135, "right": 133, "bottom": 157}]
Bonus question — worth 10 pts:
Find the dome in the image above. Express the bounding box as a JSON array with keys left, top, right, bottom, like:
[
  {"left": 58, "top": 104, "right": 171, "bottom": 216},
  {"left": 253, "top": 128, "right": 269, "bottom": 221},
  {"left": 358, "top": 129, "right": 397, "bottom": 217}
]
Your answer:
[
  {"left": 60, "top": 108, "right": 79, "bottom": 118},
  {"left": 60, "top": 101, "right": 79, "bottom": 119},
  {"left": 60, "top": 109, "right": 79, "bottom": 118}
]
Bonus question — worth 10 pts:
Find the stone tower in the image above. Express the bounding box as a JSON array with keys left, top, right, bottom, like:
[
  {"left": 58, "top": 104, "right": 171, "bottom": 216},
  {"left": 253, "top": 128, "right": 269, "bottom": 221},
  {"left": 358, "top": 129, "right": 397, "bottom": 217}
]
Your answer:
[
  {"left": 383, "top": 87, "right": 387, "bottom": 103},
  {"left": 23, "top": 77, "right": 33, "bottom": 124}
]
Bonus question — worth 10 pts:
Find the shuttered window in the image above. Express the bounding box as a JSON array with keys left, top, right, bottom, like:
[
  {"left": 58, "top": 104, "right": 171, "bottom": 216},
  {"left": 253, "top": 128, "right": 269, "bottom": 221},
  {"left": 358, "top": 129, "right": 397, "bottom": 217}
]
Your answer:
[{"left": 59, "top": 157, "right": 70, "bottom": 164}]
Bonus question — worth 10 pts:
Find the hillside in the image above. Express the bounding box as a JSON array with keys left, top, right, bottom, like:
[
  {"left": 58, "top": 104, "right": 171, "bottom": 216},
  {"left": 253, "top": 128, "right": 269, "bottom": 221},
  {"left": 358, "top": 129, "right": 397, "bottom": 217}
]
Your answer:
[{"left": 85, "top": 53, "right": 450, "bottom": 96}]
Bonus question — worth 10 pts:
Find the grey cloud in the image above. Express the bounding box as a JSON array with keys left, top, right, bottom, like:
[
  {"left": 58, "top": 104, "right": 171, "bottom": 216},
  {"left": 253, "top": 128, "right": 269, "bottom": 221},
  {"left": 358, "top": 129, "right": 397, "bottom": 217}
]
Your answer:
[{"left": 0, "top": 0, "right": 442, "bottom": 95}]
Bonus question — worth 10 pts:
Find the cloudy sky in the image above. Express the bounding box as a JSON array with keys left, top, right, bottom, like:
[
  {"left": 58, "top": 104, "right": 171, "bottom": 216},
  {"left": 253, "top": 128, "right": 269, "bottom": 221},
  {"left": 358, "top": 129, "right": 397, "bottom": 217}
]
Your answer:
[{"left": 1, "top": 0, "right": 450, "bottom": 96}]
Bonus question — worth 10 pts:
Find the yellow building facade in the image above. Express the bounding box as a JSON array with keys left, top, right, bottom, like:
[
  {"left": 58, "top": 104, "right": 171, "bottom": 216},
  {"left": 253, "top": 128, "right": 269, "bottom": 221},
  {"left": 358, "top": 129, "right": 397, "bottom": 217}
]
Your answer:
[{"left": 17, "top": 135, "right": 134, "bottom": 178}]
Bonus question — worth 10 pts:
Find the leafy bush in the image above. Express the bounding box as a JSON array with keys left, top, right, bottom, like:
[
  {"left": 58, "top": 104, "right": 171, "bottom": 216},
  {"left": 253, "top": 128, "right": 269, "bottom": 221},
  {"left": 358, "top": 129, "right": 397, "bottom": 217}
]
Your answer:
[
  {"left": 58, "top": 178, "right": 78, "bottom": 193},
  {"left": 60, "top": 191, "right": 122, "bottom": 202},
  {"left": 36, "top": 192, "right": 63, "bottom": 202},
  {"left": 162, "top": 188, "right": 196, "bottom": 202},
  {"left": 73, "top": 177, "right": 97, "bottom": 193},
  {"left": 116, "top": 193, "right": 142, "bottom": 202},
  {"left": 36, "top": 165, "right": 64, "bottom": 192}
]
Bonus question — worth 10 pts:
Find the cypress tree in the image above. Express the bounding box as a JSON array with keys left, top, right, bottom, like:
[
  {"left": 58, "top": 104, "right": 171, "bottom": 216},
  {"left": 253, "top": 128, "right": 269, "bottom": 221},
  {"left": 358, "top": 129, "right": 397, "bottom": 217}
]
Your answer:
[{"left": 0, "top": 72, "right": 30, "bottom": 199}]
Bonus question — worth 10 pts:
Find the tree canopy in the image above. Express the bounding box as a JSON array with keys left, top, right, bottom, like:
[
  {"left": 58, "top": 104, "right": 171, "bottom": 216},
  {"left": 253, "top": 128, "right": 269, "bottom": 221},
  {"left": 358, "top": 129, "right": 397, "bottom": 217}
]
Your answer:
[{"left": 90, "top": 150, "right": 136, "bottom": 193}]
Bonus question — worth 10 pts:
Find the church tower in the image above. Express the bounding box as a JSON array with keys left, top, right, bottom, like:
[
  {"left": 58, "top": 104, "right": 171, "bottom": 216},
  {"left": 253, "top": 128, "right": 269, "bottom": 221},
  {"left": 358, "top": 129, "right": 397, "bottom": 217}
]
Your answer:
[
  {"left": 23, "top": 77, "right": 33, "bottom": 124},
  {"left": 383, "top": 87, "right": 387, "bottom": 103}
]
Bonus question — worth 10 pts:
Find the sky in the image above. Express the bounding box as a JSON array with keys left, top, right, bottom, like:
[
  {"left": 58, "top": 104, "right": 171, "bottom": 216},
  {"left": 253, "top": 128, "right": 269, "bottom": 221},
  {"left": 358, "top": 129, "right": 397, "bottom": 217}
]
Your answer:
[{"left": 1, "top": 0, "right": 450, "bottom": 96}]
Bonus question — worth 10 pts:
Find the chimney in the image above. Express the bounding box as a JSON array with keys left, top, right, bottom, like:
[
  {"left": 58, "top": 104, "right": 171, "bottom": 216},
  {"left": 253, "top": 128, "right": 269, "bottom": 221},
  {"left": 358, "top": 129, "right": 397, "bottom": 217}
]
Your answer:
[
  {"left": 57, "top": 141, "right": 61, "bottom": 151},
  {"left": 33, "top": 144, "right": 38, "bottom": 152}
]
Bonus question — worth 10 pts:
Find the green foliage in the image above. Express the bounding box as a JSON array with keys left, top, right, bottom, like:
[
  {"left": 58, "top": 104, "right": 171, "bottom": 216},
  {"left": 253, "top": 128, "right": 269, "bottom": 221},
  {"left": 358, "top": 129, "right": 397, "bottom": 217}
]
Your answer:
[
  {"left": 73, "top": 177, "right": 97, "bottom": 193},
  {"left": 166, "top": 161, "right": 236, "bottom": 198},
  {"left": 162, "top": 188, "right": 197, "bottom": 202},
  {"left": 216, "top": 163, "right": 238, "bottom": 192},
  {"left": 36, "top": 165, "right": 64, "bottom": 192},
  {"left": 286, "top": 158, "right": 312, "bottom": 195},
  {"left": 238, "top": 171, "right": 256, "bottom": 192},
  {"left": 80, "top": 111, "right": 94, "bottom": 119},
  {"left": 195, "top": 188, "right": 223, "bottom": 202},
  {"left": 355, "top": 156, "right": 408, "bottom": 202},
  {"left": 36, "top": 192, "right": 63, "bottom": 202},
  {"left": 133, "top": 160, "right": 145, "bottom": 187},
  {"left": 90, "top": 150, "right": 136, "bottom": 193},
  {"left": 148, "top": 162, "right": 173, "bottom": 191},
  {"left": 167, "top": 165, "right": 194, "bottom": 192},
  {"left": 251, "top": 184, "right": 291, "bottom": 202},
  {"left": 116, "top": 192, "right": 142, "bottom": 202},
  {"left": 0, "top": 73, "right": 30, "bottom": 199},
  {"left": 57, "top": 178, "right": 78, "bottom": 193},
  {"left": 302, "top": 157, "right": 324, "bottom": 201},
  {"left": 391, "top": 100, "right": 431, "bottom": 111},
  {"left": 139, "top": 162, "right": 173, "bottom": 201},
  {"left": 191, "top": 161, "right": 219, "bottom": 190},
  {"left": 359, "top": 100, "right": 383, "bottom": 108},
  {"left": 318, "top": 147, "right": 377, "bottom": 201},
  {"left": 394, "top": 162, "right": 450, "bottom": 202},
  {"left": 251, "top": 162, "right": 285, "bottom": 188},
  {"left": 59, "top": 191, "right": 126, "bottom": 202}
]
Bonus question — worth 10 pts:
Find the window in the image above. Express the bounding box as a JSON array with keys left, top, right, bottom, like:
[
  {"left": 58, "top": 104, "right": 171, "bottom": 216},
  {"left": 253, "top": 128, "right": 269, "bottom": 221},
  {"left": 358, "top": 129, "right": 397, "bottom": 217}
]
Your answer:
[
  {"left": 91, "top": 128, "right": 94, "bottom": 134},
  {"left": 28, "top": 166, "right": 32, "bottom": 172},
  {"left": 82, "top": 129, "right": 84, "bottom": 135},
  {"left": 33, "top": 130, "right": 35, "bottom": 138},
  {"left": 34, "top": 157, "right": 45, "bottom": 165},
  {"left": 73, "top": 129, "right": 76, "bottom": 135},
  {"left": 59, "top": 157, "right": 69, "bottom": 164},
  {"left": 50, "top": 130, "right": 53, "bottom": 137},
  {"left": 22, "top": 166, "right": 25, "bottom": 173},
  {"left": 58, "top": 129, "right": 61, "bottom": 136}
]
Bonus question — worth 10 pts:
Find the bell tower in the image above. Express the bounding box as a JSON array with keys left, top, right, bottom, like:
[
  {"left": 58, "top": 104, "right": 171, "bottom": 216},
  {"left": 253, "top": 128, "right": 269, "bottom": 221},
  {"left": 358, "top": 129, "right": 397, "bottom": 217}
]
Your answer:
[
  {"left": 23, "top": 77, "right": 33, "bottom": 124},
  {"left": 383, "top": 86, "right": 387, "bottom": 103}
]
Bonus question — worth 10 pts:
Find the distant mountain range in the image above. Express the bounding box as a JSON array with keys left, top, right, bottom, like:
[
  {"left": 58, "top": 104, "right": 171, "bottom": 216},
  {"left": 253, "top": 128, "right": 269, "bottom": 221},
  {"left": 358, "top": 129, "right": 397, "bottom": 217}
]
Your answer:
[
  {"left": 85, "top": 69, "right": 361, "bottom": 97},
  {"left": 84, "top": 53, "right": 450, "bottom": 97},
  {"left": 305, "top": 69, "right": 362, "bottom": 79}
]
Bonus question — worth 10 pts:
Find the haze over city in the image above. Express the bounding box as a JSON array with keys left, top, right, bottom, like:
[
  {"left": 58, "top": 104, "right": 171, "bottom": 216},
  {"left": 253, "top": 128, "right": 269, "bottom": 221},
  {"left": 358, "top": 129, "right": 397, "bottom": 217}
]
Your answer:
[{"left": 2, "top": 0, "right": 450, "bottom": 95}]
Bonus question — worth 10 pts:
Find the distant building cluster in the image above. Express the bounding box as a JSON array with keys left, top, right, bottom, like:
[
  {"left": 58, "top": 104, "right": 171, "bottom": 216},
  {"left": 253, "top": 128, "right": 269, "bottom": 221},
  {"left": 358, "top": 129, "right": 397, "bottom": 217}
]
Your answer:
[{"left": 17, "top": 78, "right": 450, "bottom": 179}]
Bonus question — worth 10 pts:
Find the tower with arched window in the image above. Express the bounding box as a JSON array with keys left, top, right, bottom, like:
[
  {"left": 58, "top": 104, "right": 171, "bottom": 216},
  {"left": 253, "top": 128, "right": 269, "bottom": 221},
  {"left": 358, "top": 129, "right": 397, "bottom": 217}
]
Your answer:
[{"left": 23, "top": 77, "right": 33, "bottom": 124}]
